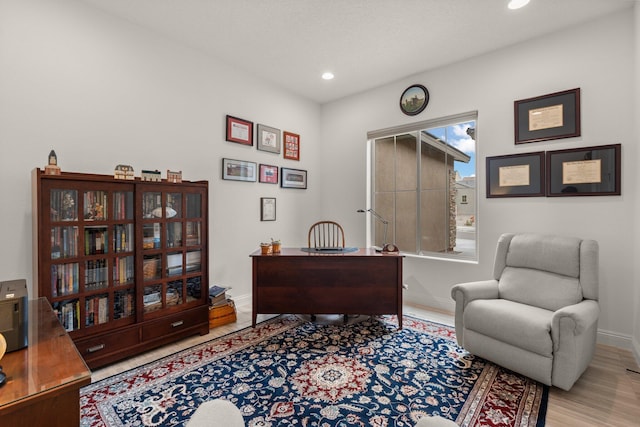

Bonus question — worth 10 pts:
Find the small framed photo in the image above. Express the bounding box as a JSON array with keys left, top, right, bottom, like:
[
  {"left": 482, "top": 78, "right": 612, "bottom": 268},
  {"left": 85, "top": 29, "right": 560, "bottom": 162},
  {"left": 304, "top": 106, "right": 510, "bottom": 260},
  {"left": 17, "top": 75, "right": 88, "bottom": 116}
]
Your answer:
[
  {"left": 399, "top": 84, "right": 429, "bottom": 116},
  {"left": 259, "top": 164, "right": 279, "bottom": 184},
  {"left": 257, "top": 124, "right": 281, "bottom": 154},
  {"left": 486, "top": 152, "right": 545, "bottom": 198},
  {"left": 281, "top": 167, "right": 307, "bottom": 189},
  {"left": 222, "top": 158, "right": 257, "bottom": 182},
  {"left": 515, "top": 88, "right": 580, "bottom": 144},
  {"left": 260, "top": 197, "right": 276, "bottom": 221},
  {"left": 546, "top": 144, "right": 621, "bottom": 197},
  {"left": 283, "top": 131, "right": 300, "bottom": 161},
  {"left": 226, "top": 115, "right": 253, "bottom": 146}
]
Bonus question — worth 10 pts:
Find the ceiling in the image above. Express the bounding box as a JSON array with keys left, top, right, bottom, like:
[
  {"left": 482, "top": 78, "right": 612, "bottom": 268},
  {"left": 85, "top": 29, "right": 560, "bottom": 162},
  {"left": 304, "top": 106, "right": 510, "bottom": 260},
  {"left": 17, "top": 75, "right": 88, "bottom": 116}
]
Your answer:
[{"left": 79, "top": 0, "right": 635, "bottom": 104}]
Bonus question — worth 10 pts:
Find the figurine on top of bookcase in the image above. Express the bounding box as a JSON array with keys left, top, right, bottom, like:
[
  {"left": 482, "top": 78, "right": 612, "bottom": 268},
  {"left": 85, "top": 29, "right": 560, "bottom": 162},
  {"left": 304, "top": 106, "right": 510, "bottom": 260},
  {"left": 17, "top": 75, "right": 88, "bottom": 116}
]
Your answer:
[
  {"left": 114, "top": 164, "right": 135, "bottom": 180},
  {"left": 141, "top": 169, "right": 162, "bottom": 182},
  {"left": 45, "top": 150, "right": 61, "bottom": 175},
  {"left": 167, "top": 170, "right": 182, "bottom": 183}
]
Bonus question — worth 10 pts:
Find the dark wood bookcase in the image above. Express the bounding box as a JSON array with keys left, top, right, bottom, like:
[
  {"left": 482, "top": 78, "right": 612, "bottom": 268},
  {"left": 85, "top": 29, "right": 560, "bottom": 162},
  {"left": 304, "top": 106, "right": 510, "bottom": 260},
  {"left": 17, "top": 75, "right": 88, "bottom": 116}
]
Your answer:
[{"left": 32, "top": 169, "right": 209, "bottom": 368}]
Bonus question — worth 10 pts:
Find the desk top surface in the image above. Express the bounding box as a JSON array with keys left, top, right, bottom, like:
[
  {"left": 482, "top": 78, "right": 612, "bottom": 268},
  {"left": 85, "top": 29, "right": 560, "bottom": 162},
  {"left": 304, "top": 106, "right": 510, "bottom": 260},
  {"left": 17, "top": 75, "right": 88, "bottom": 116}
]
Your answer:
[
  {"left": 0, "top": 297, "right": 91, "bottom": 409},
  {"left": 250, "top": 247, "right": 403, "bottom": 257}
]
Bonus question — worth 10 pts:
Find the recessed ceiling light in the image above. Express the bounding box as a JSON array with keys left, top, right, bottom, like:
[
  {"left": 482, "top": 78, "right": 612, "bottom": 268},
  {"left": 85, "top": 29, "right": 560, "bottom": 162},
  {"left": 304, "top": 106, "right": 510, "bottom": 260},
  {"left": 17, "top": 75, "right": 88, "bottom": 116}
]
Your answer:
[
  {"left": 322, "top": 72, "right": 335, "bottom": 80},
  {"left": 508, "top": 0, "right": 530, "bottom": 10}
]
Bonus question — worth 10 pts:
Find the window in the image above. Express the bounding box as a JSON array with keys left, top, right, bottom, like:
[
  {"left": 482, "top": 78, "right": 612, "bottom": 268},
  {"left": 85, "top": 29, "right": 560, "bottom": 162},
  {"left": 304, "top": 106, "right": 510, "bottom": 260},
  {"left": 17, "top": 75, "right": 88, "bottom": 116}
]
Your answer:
[{"left": 367, "top": 112, "right": 477, "bottom": 260}]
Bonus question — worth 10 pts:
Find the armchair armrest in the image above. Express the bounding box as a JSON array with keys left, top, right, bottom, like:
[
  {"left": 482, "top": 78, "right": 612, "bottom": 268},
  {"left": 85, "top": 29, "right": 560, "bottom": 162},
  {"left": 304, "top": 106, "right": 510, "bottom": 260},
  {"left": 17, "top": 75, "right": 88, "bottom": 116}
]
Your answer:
[
  {"left": 551, "top": 299, "right": 599, "bottom": 342},
  {"left": 451, "top": 279, "right": 499, "bottom": 306},
  {"left": 451, "top": 280, "right": 499, "bottom": 346}
]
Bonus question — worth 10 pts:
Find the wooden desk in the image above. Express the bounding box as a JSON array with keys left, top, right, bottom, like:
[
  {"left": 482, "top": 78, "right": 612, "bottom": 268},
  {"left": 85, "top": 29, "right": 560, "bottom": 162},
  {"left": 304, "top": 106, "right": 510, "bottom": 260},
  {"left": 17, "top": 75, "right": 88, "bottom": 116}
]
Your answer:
[
  {"left": 0, "top": 298, "right": 91, "bottom": 427},
  {"left": 251, "top": 248, "right": 403, "bottom": 328}
]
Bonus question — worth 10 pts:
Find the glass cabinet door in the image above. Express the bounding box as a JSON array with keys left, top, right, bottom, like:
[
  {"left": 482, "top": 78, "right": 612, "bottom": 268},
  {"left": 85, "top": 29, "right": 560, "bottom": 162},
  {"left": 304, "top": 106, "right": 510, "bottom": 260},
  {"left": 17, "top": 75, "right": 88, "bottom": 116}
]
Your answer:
[{"left": 139, "top": 186, "right": 206, "bottom": 316}]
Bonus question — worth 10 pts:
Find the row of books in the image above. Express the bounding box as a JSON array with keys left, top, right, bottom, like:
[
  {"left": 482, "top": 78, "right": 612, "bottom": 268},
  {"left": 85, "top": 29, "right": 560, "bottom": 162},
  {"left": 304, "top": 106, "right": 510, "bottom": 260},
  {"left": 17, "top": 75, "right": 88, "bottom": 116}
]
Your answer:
[
  {"left": 85, "top": 227, "right": 108, "bottom": 255},
  {"left": 113, "top": 191, "right": 134, "bottom": 221},
  {"left": 51, "top": 263, "right": 79, "bottom": 297},
  {"left": 85, "top": 259, "right": 108, "bottom": 291},
  {"left": 50, "top": 189, "right": 78, "bottom": 221},
  {"left": 114, "top": 290, "right": 135, "bottom": 320},
  {"left": 51, "top": 226, "right": 79, "bottom": 259},
  {"left": 114, "top": 224, "right": 134, "bottom": 253},
  {"left": 85, "top": 295, "right": 109, "bottom": 326},
  {"left": 84, "top": 190, "right": 108, "bottom": 220},
  {"left": 54, "top": 299, "right": 80, "bottom": 332},
  {"left": 114, "top": 256, "right": 135, "bottom": 285}
]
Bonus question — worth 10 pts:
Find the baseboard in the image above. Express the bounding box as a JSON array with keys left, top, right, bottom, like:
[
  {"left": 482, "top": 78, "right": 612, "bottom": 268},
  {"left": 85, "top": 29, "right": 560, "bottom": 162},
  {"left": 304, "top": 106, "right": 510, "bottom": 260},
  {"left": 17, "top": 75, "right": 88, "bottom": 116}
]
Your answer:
[
  {"left": 632, "top": 337, "right": 640, "bottom": 367},
  {"left": 596, "top": 328, "right": 633, "bottom": 350},
  {"left": 230, "top": 292, "right": 251, "bottom": 308}
]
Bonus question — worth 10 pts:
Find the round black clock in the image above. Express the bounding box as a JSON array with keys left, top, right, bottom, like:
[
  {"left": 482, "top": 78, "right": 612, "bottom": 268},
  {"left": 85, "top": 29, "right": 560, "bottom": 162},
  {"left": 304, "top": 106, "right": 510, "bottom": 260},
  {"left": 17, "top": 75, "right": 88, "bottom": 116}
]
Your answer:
[{"left": 400, "top": 84, "right": 429, "bottom": 116}]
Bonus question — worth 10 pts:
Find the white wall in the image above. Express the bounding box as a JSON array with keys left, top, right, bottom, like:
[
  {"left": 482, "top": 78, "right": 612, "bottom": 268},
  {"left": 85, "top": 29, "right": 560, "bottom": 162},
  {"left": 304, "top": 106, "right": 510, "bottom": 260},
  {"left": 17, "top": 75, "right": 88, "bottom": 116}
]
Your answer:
[
  {"left": 321, "top": 10, "right": 638, "bottom": 349},
  {"left": 1, "top": 0, "right": 638, "bottom": 354},
  {"left": 633, "top": 2, "right": 640, "bottom": 361},
  {"left": 0, "top": 0, "right": 322, "bottom": 301}
]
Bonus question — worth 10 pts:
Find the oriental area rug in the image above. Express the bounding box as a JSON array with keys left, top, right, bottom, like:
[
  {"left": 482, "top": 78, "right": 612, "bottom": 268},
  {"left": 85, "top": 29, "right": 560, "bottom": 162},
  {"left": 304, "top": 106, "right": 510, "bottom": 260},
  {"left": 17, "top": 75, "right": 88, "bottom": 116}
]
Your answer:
[{"left": 80, "top": 315, "right": 548, "bottom": 427}]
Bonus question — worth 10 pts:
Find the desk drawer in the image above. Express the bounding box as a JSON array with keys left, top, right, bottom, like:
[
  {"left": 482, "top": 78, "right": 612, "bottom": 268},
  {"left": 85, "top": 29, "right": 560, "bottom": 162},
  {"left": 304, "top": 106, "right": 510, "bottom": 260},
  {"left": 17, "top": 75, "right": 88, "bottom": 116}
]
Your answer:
[
  {"left": 75, "top": 327, "right": 140, "bottom": 358},
  {"left": 142, "top": 308, "right": 206, "bottom": 341}
]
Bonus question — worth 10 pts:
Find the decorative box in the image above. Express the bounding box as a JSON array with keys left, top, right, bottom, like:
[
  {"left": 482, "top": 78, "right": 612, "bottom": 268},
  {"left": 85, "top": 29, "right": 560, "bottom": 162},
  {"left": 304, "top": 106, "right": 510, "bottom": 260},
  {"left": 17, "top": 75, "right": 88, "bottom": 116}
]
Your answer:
[{"left": 209, "top": 300, "right": 237, "bottom": 328}]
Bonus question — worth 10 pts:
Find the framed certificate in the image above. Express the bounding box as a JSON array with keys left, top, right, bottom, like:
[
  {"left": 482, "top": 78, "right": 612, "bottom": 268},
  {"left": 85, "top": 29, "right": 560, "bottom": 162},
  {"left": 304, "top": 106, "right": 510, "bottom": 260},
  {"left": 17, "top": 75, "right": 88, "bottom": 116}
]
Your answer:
[
  {"left": 260, "top": 197, "right": 276, "bottom": 221},
  {"left": 514, "top": 88, "right": 580, "bottom": 144},
  {"left": 546, "top": 144, "right": 621, "bottom": 196},
  {"left": 486, "top": 152, "right": 545, "bottom": 198}
]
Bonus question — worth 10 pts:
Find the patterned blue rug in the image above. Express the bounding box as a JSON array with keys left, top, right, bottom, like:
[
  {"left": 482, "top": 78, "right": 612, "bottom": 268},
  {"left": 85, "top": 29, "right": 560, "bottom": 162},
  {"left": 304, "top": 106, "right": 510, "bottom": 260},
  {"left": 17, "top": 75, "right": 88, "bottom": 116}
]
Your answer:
[{"left": 81, "top": 315, "right": 547, "bottom": 426}]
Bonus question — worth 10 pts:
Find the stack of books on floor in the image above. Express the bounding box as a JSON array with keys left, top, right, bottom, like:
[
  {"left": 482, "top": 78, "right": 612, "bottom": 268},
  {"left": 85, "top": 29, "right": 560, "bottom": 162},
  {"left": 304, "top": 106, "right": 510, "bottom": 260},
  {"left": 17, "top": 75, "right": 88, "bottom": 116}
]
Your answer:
[{"left": 208, "top": 285, "right": 236, "bottom": 328}]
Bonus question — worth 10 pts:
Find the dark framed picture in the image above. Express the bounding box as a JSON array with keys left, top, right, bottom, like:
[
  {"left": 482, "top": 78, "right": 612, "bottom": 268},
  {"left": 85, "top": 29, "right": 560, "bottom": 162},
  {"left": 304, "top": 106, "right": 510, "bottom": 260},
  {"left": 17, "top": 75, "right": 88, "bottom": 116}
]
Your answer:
[
  {"left": 546, "top": 144, "right": 621, "bottom": 197},
  {"left": 486, "top": 152, "right": 545, "bottom": 198},
  {"left": 225, "top": 115, "right": 253, "bottom": 146},
  {"left": 222, "top": 158, "right": 257, "bottom": 182},
  {"left": 281, "top": 167, "right": 307, "bottom": 189},
  {"left": 260, "top": 197, "right": 276, "bottom": 221},
  {"left": 515, "top": 88, "right": 581, "bottom": 144},
  {"left": 257, "top": 124, "right": 281, "bottom": 154},
  {"left": 283, "top": 131, "right": 300, "bottom": 161},
  {"left": 399, "top": 84, "right": 429, "bottom": 116},
  {"left": 259, "top": 164, "right": 279, "bottom": 184}
]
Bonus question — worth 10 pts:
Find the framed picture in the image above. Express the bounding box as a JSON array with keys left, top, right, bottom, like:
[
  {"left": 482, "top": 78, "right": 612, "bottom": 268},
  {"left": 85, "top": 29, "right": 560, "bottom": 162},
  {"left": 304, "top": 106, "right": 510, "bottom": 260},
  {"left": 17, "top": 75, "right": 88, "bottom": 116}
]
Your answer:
[
  {"left": 399, "top": 84, "right": 429, "bottom": 116},
  {"left": 546, "top": 144, "right": 621, "bottom": 197},
  {"left": 283, "top": 131, "right": 300, "bottom": 161},
  {"left": 486, "top": 152, "right": 545, "bottom": 198},
  {"left": 260, "top": 197, "right": 276, "bottom": 221},
  {"left": 259, "top": 164, "right": 279, "bottom": 184},
  {"left": 514, "top": 88, "right": 581, "bottom": 144},
  {"left": 222, "top": 158, "right": 257, "bottom": 182},
  {"left": 281, "top": 167, "right": 307, "bottom": 189},
  {"left": 225, "top": 115, "right": 253, "bottom": 146},
  {"left": 257, "top": 124, "right": 281, "bottom": 154}
]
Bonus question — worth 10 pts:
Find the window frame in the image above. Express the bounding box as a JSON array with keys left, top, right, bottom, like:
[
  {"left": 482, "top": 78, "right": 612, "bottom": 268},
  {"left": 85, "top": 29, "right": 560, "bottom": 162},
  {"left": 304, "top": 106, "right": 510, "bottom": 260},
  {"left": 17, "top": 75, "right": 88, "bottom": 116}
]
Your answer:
[{"left": 366, "top": 111, "right": 478, "bottom": 262}]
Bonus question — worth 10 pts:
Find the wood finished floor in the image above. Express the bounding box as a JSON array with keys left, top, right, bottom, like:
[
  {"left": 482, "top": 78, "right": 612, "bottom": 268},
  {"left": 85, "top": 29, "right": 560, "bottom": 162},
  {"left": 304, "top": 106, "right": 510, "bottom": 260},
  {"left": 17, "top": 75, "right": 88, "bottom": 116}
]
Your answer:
[{"left": 91, "top": 304, "right": 640, "bottom": 426}]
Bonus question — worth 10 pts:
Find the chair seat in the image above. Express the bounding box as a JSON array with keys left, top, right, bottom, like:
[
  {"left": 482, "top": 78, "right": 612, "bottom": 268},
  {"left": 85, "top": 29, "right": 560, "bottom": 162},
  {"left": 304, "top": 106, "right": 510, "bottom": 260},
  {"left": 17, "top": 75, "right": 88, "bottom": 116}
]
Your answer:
[
  {"left": 187, "top": 399, "right": 244, "bottom": 427},
  {"left": 464, "top": 299, "right": 553, "bottom": 357}
]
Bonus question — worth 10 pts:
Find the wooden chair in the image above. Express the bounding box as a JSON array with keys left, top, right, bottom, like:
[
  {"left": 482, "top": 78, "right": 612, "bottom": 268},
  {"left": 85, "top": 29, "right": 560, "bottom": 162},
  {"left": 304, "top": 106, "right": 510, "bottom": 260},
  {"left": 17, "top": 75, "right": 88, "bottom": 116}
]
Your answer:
[
  {"left": 307, "top": 221, "right": 347, "bottom": 323},
  {"left": 308, "top": 221, "right": 345, "bottom": 249}
]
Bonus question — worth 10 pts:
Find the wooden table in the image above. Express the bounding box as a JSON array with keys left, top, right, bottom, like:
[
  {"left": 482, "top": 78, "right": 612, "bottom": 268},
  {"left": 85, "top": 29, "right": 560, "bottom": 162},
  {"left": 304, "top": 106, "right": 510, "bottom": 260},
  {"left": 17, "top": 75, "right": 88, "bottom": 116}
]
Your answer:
[
  {"left": 0, "top": 298, "right": 91, "bottom": 427},
  {"left": 250, "top": 247, "right": 404, "bottom": 328}
]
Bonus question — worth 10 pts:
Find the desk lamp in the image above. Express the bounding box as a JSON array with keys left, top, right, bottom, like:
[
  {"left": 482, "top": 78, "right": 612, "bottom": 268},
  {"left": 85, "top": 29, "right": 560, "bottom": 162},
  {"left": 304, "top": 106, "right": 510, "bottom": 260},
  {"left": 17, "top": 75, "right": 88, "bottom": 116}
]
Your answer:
[{"left": 356, "top": 209, "right": 399, "bottom": 253}]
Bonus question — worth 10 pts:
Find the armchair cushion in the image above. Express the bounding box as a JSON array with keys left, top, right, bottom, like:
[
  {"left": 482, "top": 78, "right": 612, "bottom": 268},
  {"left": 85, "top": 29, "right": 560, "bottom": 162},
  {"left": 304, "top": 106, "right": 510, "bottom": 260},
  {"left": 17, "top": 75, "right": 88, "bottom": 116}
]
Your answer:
[
  {"left": 464, "top": 299, "right": 553, "bottom": 356},
  {"left": 498, "top": 267, "right": 583, "bottom": 311}
]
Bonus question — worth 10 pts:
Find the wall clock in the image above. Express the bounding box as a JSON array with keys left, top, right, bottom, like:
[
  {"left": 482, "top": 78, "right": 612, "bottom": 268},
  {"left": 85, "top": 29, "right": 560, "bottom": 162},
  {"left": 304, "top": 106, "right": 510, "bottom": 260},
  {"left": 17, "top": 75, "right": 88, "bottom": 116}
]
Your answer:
[{"left": 400, "top": 84, "right": 429, "bottom": 116}]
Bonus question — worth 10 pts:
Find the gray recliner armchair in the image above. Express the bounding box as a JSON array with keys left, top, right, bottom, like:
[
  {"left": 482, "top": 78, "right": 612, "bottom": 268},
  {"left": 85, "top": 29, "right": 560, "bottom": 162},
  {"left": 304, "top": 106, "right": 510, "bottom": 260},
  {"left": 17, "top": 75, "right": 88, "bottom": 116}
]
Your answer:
[{"left": 451, "top": 233, "right": 599, "bottom": 390}]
